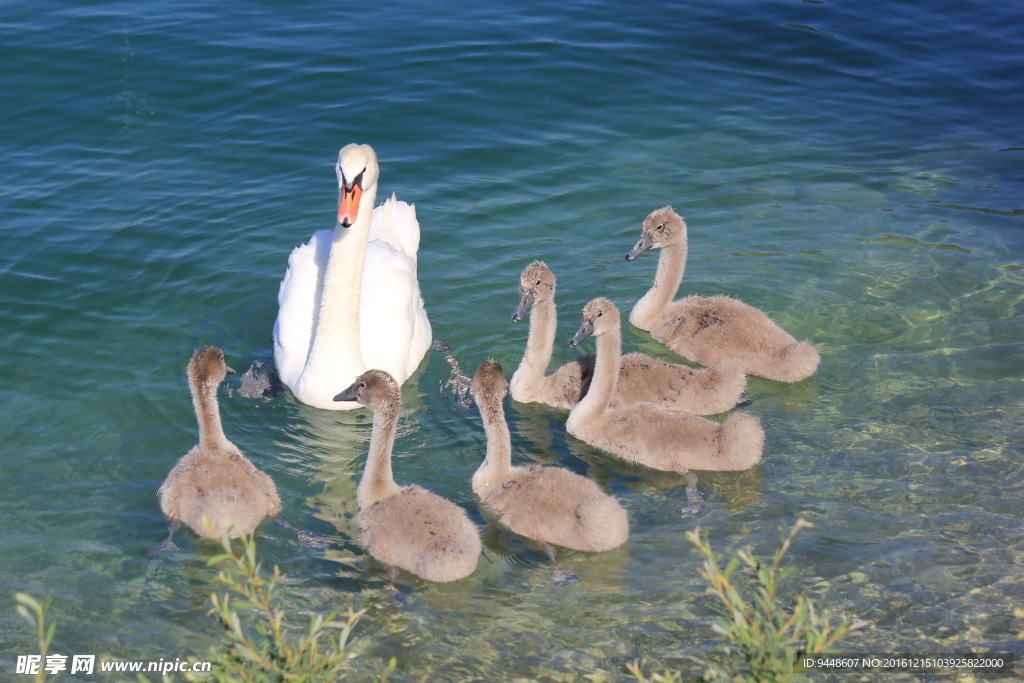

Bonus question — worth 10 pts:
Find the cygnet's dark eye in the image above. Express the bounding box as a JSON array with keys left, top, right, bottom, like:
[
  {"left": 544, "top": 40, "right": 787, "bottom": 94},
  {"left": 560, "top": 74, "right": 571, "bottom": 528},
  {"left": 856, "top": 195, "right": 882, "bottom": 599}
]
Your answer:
[
  {"left": 535, "top": 279, "right": 542, "bottom": 286},
  {"left": 596, "top": 310, "right": 603, "bottom": 317}
]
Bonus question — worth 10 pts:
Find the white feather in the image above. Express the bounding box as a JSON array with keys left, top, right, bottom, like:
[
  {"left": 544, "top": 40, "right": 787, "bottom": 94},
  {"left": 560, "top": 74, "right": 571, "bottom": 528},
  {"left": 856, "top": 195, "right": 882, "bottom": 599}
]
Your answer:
[{"left": 272, "top": 145, "right": 432, "bottom": 410}]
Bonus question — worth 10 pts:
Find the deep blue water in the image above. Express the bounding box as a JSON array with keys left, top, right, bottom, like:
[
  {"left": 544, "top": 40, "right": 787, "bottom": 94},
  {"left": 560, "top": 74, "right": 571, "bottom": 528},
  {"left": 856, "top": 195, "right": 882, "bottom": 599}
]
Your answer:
[{"left": 2, "top": 1, "right": 1022, "bottom": 680}]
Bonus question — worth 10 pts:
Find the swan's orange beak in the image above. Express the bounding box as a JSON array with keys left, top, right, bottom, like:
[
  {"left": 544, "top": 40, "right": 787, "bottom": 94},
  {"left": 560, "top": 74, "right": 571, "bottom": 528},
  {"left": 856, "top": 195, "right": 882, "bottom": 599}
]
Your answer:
[{"left": 337, "top": 184, "right": 363, "bottom": 227}]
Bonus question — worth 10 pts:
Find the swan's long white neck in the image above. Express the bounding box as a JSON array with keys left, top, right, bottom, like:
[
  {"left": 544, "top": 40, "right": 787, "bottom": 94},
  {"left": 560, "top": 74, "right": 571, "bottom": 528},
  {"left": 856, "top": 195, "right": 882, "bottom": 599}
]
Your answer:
[
  {"left": 473, "top": 391, "right": 513, "bottom": 491},
  {"left": 519, "top": 294, "right": 557, "bottom": 385},
  {"left": 300, "top": 183, "right": 379, "bottom": 397},
  {"left": 357, "top": 398, "right": 402, "bottom": 508},
  {"left": 630, "top": 240, "right": 687, "bottom": 330},
  {"left": 192, "top": 375, "right": 231, "bottom": 454},
  {"left": 571, "top": 320, "right": 621, "bottom": 425}
]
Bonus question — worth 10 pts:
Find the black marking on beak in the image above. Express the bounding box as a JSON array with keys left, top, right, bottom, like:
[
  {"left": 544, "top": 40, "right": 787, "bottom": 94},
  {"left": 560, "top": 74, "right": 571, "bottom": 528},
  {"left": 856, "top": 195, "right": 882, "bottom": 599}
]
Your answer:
[
  {"left": 511, "top": 290, "right": 535, "bottom": 323},
  {"left": 569, "top": 319, "right": 595, "bottom": 347},
  {"left": 626, "top": 232, "right": 654, "bottom": 261}
]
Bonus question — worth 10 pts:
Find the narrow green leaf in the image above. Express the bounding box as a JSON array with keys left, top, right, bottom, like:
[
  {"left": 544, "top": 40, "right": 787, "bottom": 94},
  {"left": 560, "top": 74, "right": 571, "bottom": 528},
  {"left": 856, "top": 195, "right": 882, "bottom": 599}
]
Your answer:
[
  {"left": 207, "top": 553, "right": 232, "bottom": 567},
  {"left": 14, "top": 592, "right": 41, "bottom": 613},
  {"left": 15, "top": 604, "right": 33, "bottom": 627}
]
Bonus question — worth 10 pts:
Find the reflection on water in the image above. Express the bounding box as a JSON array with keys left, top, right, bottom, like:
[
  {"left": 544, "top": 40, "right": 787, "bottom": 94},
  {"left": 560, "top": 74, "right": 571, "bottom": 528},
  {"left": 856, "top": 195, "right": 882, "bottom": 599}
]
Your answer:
[{"left": 860, "top": 233, "right": 972, "bottom": 253}]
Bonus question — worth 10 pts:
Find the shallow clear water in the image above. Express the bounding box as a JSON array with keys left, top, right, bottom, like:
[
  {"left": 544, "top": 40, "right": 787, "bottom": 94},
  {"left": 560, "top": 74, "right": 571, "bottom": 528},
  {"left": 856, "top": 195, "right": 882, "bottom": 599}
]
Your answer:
[{"left": 2, "top": 0, "right": 1022, "bottom": 680}]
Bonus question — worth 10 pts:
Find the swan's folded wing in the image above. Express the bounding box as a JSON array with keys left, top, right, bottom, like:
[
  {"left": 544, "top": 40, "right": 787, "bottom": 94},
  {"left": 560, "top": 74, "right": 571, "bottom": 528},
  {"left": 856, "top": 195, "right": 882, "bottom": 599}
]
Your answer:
[
  {"left": 359, "top": 238, "right": 432, "bottom": 384},
  {"left": 273, "top": 229, "right": 332, "bottom": 389},
  {"left": 369, "top": 194, "right": 420, "bottom": 260}
]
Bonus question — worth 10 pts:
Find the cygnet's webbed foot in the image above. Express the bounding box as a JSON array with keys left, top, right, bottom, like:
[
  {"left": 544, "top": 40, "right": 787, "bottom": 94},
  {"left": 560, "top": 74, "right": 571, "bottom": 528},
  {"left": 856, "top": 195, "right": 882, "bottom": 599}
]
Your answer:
[
  {"left": 296, "top": 529, "right": 332, "bottom": 549},
  {"left": 680, "top": 494, "right": 706, "bottom": 518},
  {"left": 273, "top": 516, "right": 330, "bottom": 548},
  {"left": 680, "top": 471, "right": 706, "bottom": 518},
  {"left": 377, "top": 585, "right": 407, "bottom": 609},
  {"left": 432, "top": 338, "right": 476, "bottom": 409},
  {"left": 236, "top": 358, "right": 282, "bottom": 401},
  {"left": 148, "top": 538, "right": 180, "bottom": 557},
  {"left": 376, "top": 566, "right": 406, "bottom": 608},
  {"left": 549, "top": 565, "right": 579, "bottom": 587},
  {"left": 540, "top": 541, "right": 578, "bottom": 586},
  {"left": 149, "top": 520, "right": 181, "bottom": 556}
]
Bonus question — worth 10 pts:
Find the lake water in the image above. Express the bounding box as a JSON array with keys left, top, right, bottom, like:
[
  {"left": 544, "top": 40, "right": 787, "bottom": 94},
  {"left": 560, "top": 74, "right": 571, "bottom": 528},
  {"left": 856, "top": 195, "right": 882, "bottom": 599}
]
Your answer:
[{"left": 2, "top": 0, "right": 1022, "bottom": 680}]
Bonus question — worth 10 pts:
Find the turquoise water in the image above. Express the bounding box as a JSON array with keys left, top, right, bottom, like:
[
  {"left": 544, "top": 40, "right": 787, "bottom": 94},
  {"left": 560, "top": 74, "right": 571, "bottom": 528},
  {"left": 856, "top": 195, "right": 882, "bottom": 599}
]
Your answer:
[{"left": 2, "top": 0, "right": 1022, "bottom": 680}]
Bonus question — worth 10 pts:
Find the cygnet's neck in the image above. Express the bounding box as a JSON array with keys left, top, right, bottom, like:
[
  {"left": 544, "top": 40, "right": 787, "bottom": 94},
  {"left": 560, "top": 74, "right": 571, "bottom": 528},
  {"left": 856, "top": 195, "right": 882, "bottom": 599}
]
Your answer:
[
  {"left": 473, "top": 390, "right": 513, "bottom": 490},
  {"left": 520, "top": 293, "right": 557, "bottom": 385},
  {"left": 630, "top": 240, "right": 687, "bottom": 330},
  {"left": 192, "top": 374, "right": 231, "bottom": 454},
  {"left": 303, "top": 183, "right": 379, "bottom": 382},
  {"left": 571, "top": 321, "right": 621, "bottom": 424},
  {"left": 357, "top": 397, "right": 403, "bottom": 508}
]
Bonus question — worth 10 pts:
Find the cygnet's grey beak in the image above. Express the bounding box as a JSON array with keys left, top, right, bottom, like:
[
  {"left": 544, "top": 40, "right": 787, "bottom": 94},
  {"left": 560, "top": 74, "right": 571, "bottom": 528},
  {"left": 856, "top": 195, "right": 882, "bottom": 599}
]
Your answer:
[
  {"left": 511, "top": 290, "right": 534, "bottom": 323},
  {"left": 625, "top": 232, "right": 654, "bottom": 261},
  {"left": 569, "top": 319, "right": 594, "bottom": 347},
  {"left": 225, "top": 365, "right": 237, "bottom": 375},
  {"left": 333, "top": 383, "right": 359, "bottom": 402}
]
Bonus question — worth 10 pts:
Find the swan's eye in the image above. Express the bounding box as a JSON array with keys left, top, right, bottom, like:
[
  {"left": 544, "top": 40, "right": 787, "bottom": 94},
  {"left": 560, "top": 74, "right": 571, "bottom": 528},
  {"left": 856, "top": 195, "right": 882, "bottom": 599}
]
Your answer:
[
  {"left": 340, "top": 167, "right": 367, "bottom": 191},
  {"left": 655, "top": 224, "right": 665, "bottom": 233},
  {"left": 352, "top": 167, "right": 366, "bottom": 188},
  {"left": 535, "top": 279, "right": 542, "bottom": 287},
  {"left": 596, "top": 310, "right": 603, "bottom": 317}
]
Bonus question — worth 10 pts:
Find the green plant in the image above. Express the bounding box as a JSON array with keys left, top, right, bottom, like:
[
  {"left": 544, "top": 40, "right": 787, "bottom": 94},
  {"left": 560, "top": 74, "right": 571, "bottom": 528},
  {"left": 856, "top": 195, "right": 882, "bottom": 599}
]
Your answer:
[
  {"left": 14, "top": 592, "right": 56, "bottom": 683},
  {"left": 625, "top": 659, "right": 683, "bottom": 682},
  {"left": 689, "top": 518, "right": 866, "bottom": 682},
  {"left": 194, "top": 531, "right": 393, "bottom": 682},
  {"left": 630, "top": 518, "right": 866, "bottom": 683},
  {"left": 12, "top": 533, "right": 392, "bottom": 682}
]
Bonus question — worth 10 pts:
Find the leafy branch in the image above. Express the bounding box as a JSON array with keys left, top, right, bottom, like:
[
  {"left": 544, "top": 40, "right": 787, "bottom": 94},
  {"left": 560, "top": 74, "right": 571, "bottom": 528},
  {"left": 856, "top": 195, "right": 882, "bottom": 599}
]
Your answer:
[
  {"left": 14, "top": 592, "right": 56, "bottom": 683},
  {"left": 198, "top": 531, "right": 393, "bottom": 682},
  {"left": 631, "top": 518, "right": 867, "bottom": 683}
]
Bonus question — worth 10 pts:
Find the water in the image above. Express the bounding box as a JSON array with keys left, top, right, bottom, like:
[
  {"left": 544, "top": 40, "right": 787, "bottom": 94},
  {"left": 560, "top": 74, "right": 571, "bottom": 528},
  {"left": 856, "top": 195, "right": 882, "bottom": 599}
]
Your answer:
[{"left": 2, "top": 0, "right": 1022, "bottom": 679}]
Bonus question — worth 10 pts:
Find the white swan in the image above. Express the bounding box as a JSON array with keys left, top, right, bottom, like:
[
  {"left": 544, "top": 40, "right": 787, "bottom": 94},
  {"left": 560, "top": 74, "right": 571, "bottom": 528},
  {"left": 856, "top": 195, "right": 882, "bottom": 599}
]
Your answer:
[{"left": 273, "top": 144, "right": 432, "bottom": 410}]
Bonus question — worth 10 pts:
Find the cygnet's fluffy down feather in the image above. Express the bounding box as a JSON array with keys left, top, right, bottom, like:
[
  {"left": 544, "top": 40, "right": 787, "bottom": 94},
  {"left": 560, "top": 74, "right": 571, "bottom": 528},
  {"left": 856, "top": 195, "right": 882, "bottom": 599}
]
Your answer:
[
  {"left": 471, "top": 359, "right": 628, "bottom": 553},
  {"left": 566, "top": 298, "right": 764, "bottom": 474},
  {"left": 510, "top": 260, "right": 746, "bottom": 413},
  {"left": 626, "top": 206, "right": 819, "bottom": 382},
  {"left": 357, "top": 486, "right": 481, "bottom": 583},
  {"left": 336, "top": 369, "right": 480, "bottom": 582},
  {"left": 159, "top": 346, "right": 281, "bottom": 539}
]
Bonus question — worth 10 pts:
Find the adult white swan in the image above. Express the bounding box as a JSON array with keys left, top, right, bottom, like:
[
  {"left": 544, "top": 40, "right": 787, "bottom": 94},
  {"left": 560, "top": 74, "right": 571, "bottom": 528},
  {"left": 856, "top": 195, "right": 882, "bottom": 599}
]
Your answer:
[{"left": 273, "top": 144, "right": 432, "bottom": 410}]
